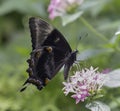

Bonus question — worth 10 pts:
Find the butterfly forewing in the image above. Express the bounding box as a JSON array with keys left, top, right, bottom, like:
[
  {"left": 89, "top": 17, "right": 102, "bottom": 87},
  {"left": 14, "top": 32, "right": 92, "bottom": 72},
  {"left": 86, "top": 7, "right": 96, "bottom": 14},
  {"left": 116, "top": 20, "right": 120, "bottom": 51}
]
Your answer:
[
  {"left": 43, "top": 29, "right": 72, "bottom": 52},
  {"left": 42, "top": 28, "right": 73, "bottom": 77},
  {"left": 29, "top": 17, "right": 53, "bottom": 50}
]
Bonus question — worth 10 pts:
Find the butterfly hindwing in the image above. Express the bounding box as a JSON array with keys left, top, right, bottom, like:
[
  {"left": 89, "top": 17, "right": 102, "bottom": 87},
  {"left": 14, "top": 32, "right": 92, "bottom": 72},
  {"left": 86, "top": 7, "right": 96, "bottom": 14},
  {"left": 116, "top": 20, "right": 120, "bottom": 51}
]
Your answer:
[{"left": 21, "top": 46, "right": 55, "bottom": 91}]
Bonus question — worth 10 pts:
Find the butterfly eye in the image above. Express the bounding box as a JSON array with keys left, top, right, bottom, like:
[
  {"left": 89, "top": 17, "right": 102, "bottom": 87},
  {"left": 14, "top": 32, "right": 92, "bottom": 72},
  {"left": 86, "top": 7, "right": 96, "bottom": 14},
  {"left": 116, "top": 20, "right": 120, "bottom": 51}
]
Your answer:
[{"left": 45, "top": 47, "right": 52, "bottom": 53}]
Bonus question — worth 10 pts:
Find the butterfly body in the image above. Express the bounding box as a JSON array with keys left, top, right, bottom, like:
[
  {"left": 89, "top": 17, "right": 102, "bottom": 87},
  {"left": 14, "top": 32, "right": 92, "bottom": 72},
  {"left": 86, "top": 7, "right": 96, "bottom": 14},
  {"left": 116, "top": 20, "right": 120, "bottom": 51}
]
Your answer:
[{"left": 20, "top": 17, "right": 78, "bottom": 91}]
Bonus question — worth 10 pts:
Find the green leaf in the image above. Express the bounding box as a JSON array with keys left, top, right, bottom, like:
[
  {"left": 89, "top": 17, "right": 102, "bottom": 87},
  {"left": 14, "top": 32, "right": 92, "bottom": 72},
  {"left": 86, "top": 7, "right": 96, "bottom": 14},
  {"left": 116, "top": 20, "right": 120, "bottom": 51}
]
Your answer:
[
  {"left": 77, "top": 48, "right": 112, "bottom": 61},
  {"left": 86, "top": 101, "right": 111, "bottom": 111},
  {"left": 108, "top": 27, "right": 120, "bottom": 51},
  {"left": 0, "top": 0, "right": 45, "bottom": 16},
  {"left": 104, "top": 69, "right": 120, "bottom": 88},
  {"left": 61, "top": 11, "right": 83, "bottom": 26},
  {"left": 80, "top": 0, "right": 110, "bottom": 16},
  {"left": 110, "top": 28, "right": 120, "bottom": 44}
]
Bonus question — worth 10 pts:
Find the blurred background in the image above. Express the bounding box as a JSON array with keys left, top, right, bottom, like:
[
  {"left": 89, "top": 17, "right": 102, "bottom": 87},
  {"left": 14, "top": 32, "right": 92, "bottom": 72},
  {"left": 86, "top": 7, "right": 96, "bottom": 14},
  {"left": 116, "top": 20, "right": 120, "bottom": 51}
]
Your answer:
[{"left": 0, "top": 0, "right": 120, "bottom": 111}]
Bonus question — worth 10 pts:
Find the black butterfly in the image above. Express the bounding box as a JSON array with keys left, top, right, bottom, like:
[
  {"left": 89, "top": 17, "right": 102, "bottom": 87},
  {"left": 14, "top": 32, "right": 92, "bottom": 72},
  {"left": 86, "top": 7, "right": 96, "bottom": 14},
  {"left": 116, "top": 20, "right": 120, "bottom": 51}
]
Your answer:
[{"left": 20, "top": 17, "right": 78, "bottom": 92}]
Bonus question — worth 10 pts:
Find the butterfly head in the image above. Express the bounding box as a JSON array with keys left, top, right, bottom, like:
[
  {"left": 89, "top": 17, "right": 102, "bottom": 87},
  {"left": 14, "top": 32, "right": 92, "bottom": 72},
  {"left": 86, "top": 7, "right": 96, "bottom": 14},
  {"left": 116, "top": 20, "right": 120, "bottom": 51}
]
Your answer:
[{"left": 71, "top": 50, "right": 78, "bottom": 61}]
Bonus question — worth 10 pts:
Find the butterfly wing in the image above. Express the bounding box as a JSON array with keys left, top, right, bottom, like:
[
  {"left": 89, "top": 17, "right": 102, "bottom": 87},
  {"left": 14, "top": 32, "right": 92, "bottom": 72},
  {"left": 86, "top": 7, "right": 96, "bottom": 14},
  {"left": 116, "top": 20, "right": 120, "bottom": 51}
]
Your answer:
[
  {"left": 29, "top": 17, "right": 53, "bottom": 50},
  {"left": 29, "top": 17, "right": 73, "bottom": 76},
  {"left": 29, "top": 17, "right": 72, "bottom": 51},
  {"left": 42, "top": 29, "right": 73, "bottom": 77},
  {"left": 20, "top": 46, "right": 56, "bottom": 92}
]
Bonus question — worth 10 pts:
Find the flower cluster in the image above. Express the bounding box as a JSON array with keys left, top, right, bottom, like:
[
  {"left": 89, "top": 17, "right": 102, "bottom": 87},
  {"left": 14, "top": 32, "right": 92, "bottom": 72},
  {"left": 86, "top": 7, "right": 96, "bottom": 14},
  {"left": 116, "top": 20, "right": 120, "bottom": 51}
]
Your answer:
[
  {"left": 63, "top": 66, "right": 108, "bottom": 104},
  {"left": 48, "top": 0, "right": 84, "bottom": 19}
]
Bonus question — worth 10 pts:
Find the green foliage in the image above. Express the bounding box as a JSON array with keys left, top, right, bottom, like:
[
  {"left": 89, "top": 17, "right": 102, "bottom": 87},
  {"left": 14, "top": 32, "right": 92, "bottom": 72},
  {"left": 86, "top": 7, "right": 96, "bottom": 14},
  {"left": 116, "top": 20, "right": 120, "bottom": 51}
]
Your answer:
[{"left": 0, "top": 0, "right": 120, "bottom": 111}]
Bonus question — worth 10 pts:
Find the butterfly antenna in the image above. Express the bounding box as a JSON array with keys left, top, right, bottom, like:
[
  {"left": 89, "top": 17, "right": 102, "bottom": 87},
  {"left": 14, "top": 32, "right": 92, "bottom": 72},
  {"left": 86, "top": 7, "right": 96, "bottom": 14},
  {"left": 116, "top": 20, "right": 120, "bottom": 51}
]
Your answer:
[
  {"left": 75, "top": 32, "right": 88, "bottom": 50},
  {"left": 75, "top": 36, "right": 81, "bottom": 50}
]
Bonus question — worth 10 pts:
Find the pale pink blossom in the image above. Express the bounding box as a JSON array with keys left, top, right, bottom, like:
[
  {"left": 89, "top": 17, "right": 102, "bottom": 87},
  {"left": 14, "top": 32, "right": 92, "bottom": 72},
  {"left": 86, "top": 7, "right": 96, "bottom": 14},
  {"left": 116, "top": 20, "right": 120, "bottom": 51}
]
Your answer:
[
  {"left": 62, "top": 66, "right": 108, "bottom": 104},
  {"left": 48, "top": 0, "right": 84, "bottom": 19},
  {"left": 102, "top": 68, "right": 111, "bottom": 74}
]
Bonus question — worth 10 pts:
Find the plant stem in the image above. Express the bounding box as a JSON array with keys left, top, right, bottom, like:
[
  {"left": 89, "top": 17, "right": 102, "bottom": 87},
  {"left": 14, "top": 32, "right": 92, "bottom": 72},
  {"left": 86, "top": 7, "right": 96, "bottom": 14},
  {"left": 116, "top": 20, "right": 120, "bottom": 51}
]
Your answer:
[{"left": 80, "top": 16, "right": 109, "bottom": 43}]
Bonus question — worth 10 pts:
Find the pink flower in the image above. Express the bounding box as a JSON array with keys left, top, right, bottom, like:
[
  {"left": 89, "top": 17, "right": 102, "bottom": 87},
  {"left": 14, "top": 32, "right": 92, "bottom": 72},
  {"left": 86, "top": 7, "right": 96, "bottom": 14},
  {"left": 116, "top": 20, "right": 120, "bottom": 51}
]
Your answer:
[
  {"left": 102, "top": 68, "right": 111, "bottom": 74},
  {"left": 48, "top": 0, "right": 84, "bottom": 19},
  {"left": 71, "top": 90, "right": 89, "bottom": 104},
  {"left": 62, "top": 66, "right": 108, "bottom": 104}
]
